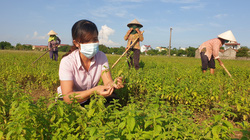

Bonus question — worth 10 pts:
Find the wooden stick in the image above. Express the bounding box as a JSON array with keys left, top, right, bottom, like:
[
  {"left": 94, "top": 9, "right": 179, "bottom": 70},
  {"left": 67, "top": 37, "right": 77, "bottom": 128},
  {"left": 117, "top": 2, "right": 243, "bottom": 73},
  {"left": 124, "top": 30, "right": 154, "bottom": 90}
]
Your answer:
[
  {"left": 221, "top": 64, "right": 232, "bottom": 77},
  {"left": 32, "top": 50, "right": 50, "bottom": 64},
  {"left": 111, "top": 31, "right": 144, "bottom": 69},
  {"left": 32, "top": 45, "right": 60, "bottom": 64}
]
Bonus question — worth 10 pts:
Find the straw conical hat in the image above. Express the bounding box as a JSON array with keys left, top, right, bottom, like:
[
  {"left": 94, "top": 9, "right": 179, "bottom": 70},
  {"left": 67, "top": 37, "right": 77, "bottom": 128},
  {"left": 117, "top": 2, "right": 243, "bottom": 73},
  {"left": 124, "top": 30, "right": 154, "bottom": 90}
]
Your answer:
[
  {"left": 48, "top": 30, "right": 57, "bottom": 35},
  {"left": 127, "top": 19, "right": 143, "bottom": 27},
  {"left": 217, "top": 30, "right": 236, "bottom": 42}
]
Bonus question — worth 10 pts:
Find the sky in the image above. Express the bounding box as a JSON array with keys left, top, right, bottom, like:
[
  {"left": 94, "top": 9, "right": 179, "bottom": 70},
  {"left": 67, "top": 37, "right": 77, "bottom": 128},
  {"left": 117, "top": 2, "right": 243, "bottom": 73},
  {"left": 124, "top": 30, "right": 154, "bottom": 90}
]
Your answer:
[{"left": 0, "top": 0, "right": 249, "bottom": 49}]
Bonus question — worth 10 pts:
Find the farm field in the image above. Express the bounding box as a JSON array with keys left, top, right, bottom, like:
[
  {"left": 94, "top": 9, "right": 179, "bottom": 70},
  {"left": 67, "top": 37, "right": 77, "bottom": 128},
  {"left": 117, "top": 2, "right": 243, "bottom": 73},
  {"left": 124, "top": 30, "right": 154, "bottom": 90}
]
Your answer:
[{"left": 0, "top": 50, "right": 249, "bottom": 139}]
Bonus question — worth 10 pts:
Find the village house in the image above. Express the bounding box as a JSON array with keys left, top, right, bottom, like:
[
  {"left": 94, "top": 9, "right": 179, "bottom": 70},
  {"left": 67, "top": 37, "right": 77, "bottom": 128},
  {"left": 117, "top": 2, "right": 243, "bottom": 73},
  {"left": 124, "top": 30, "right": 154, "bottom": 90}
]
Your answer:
[
  {"left": 156, "top": 46, "right": 167, "bottom": 52},
  {"left": 224, "top": 41, "right": 241, "bottom": 50},
  {"left": 32, "top": 45, "right": 48, "bottom": 51},
  {"left": 141, "top": 45, "right": 152, "bottom": 54}
]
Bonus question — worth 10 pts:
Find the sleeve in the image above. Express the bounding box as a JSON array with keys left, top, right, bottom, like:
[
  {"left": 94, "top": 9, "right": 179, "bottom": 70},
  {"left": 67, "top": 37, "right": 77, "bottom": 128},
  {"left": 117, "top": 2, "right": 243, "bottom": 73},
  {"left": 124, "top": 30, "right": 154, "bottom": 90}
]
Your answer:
[
  {"left": 57, "top": 37, "right": 61, "bottom": 44},
  {"left": 124, "top": 31, "right": 130, "bottom": 41},
  {"left": 48, "top": 42, "right": 51, "bottom": 49},
  {"left": 59, "top": 58, "right": 74, "bottom": 80},
  {"left": 212, "top": 40, "right": 221, "bottom": 60},
  {"left": 138, "top": 32, "right": 144, "bottom": 41}
]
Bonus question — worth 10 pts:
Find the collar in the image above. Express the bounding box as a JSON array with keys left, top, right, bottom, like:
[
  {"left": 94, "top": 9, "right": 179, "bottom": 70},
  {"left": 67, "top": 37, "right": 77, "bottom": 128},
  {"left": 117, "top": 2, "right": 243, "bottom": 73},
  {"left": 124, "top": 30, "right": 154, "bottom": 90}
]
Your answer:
[{"left": 76, "top": 50, "right": 97, "bottom": 70}]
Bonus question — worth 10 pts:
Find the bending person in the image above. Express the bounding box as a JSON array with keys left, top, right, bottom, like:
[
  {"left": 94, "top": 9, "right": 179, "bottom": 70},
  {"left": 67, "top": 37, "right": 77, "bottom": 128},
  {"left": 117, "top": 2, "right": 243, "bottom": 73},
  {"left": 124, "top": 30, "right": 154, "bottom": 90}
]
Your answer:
[
  {"left": 57, "top": 19, "right": 124, "bottom": 106},
  {"left": 198, "top": 30, "right": 237, "bottom": 74}
]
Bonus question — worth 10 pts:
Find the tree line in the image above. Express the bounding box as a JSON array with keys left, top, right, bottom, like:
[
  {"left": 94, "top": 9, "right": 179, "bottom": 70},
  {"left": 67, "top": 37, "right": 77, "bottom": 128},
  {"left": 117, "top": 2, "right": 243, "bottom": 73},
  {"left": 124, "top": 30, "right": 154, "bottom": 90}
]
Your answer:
[{"left": 1, "top": 41, "right": 249, "bottom": 57}]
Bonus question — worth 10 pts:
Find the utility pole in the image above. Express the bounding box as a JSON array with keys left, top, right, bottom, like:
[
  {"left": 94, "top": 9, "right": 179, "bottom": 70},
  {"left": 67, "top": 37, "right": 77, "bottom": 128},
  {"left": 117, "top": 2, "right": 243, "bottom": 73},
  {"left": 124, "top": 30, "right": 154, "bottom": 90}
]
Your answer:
[{"left": 169, "top": 27, "right": 172, "bottom": 57}]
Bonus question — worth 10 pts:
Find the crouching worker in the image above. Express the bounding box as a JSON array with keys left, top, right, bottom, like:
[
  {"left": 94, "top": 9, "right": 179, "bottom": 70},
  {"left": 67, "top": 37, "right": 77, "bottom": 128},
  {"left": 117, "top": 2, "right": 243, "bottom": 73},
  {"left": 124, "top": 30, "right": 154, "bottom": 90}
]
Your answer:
[
  {"left": 198, "top": 30, "right": 237, "bottom": 74},
  {"left": 57, "top": 19, "right": 124, "bottom": 107}
]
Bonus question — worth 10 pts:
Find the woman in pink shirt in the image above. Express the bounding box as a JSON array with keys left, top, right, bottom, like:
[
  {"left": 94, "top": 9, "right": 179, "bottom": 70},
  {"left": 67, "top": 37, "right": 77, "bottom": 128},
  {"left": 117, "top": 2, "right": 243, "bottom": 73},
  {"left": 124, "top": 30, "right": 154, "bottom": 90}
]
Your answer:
[
  {"left": 57, "top": 19, "right": 124, "bottom": 106},
  {"left": 198, "top": 30, "right": 237, "bottom": 74}
]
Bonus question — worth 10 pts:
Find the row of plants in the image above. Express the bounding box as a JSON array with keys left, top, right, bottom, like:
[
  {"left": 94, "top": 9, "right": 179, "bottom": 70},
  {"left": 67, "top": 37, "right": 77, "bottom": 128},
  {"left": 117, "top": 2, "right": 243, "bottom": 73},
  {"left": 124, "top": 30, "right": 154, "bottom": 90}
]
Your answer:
[{"left": 0, "top": 50, "right": 249, "bottom": 139}]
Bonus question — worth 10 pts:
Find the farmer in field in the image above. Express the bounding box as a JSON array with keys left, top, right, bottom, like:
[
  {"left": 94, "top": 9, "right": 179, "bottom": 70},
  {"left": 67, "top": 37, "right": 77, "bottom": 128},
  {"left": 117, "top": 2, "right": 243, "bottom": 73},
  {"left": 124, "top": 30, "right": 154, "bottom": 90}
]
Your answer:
[
  {"left": 198, "top": 30, "right": 237, "bottom": 74},
  {"left": 48, "top": 30, "right": 61, "bottom": 61},
  {"left": 124, "top": 19, "right": 144, "bottom": 70},
  {"left": 57, "top": 19, "right": 124, "bottom": 107}
]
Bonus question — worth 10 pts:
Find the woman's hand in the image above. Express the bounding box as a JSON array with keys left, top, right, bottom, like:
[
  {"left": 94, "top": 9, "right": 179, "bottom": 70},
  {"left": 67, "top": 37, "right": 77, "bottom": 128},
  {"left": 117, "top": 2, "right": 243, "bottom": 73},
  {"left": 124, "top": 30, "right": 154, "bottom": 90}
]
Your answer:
[
  {"left": 112, "top": 77, "right": 124, "bottom": 89},
  {"left": 93, "top": 85, "right": 114, "bottom": 97}
]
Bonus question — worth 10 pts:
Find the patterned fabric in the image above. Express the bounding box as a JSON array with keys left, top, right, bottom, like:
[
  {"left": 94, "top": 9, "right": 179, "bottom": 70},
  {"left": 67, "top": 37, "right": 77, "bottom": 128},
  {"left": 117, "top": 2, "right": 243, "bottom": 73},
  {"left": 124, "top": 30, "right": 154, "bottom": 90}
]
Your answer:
[
  {"left": 48, "top": 36, "right": 61, "bottom": 51},
  {"left": 124, "top": 32, "right": 144, "bottom": 50},
  {"left": 198, "top": 38, "right": 222, "bottom": 61}
]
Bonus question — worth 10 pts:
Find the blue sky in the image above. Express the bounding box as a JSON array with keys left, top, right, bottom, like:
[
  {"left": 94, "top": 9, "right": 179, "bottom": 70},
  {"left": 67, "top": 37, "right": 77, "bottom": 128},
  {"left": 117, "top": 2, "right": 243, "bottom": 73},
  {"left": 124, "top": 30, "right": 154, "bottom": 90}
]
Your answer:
[{"left": 0, "top": 0, "right": 249, "bottom": 49}]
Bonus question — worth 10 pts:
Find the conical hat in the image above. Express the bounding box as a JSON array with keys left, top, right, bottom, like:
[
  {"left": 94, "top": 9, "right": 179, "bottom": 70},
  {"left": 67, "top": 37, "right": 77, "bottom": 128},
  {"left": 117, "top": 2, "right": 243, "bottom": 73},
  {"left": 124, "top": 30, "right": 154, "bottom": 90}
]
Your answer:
[
  {"left": 48, "top": 30, "right": 57, "bottom": 35},
  {"left": 217, "top": 30, "right": 236, "bottom": 42},
  {"left": 127, "top": 19, "right": 143, "bottom": 27}
]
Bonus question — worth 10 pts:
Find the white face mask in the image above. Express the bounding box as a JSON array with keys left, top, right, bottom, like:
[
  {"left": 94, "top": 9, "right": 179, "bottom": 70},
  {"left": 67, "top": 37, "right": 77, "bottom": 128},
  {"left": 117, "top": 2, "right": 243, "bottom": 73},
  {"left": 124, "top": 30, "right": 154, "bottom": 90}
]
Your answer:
[{"left": 80, "top": 43, "right": 99, "bottom": 59}]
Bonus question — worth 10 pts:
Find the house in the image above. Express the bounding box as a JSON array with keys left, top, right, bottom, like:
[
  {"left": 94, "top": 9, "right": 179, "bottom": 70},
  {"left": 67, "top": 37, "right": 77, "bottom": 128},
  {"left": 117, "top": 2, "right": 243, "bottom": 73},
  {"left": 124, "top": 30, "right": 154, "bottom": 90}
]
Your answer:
[
  {"left": 156, "top": 46, "right": 167, "bottom": 52},
  {"left": 141, "top": 45, "right": 152, "bottom": 53},
  {"left": 224, "top": 41, "right": 240, "bottom": 50},
  {"left": 32, "top": 45, "right": 48, "bottom": 51}
]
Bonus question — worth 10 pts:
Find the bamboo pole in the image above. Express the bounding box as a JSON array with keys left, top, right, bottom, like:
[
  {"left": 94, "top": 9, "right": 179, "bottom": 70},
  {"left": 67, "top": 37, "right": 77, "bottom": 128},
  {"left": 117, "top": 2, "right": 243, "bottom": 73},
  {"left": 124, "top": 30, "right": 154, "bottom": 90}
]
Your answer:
[
  {"left": 111, "top": 31, "right": 144, "bottom": 69},
  {"left": 221, "top": 64, "right": 232, "bottom": 77},
  {"left": 32, "top": 50, "right": 50, "bottom": 64}
]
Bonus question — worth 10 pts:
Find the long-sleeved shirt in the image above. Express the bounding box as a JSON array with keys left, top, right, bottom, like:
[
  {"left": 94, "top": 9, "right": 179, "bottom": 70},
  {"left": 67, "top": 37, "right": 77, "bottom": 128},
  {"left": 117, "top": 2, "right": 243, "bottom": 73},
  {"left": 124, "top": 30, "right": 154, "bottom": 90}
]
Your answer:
[
  {"left": 198, "top": 38, "right": 222, "bottom": 60},
  {"left": 48, "top": 37, "right": 61, "bottom": 51},
  {"left": 124, "top": 31, "right": 144, "bottom": 50}
]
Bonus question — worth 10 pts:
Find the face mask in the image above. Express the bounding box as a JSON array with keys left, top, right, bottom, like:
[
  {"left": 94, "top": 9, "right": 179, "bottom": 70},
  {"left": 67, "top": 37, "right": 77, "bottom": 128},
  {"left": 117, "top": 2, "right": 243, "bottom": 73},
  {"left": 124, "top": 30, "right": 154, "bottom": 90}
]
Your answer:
[
  {"left": 224, "top": 40, "right": 229, "bottom": 43},
  {"left": 80, "top": 43, "right": 99, "bottom": 59},
  {"left": 130, "top": 25, "right": 142, "bottom": 34}
]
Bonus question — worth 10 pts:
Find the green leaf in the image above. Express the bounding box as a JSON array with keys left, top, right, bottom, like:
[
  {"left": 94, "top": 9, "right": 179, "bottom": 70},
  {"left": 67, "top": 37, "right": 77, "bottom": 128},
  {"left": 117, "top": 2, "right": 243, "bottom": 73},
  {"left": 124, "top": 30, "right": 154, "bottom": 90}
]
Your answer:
[
  {"left": 127, "top": 116, "right": 135, "bottom": 132},
  {"left": 0, "top": 131, "right": 3, "bottom": 139},
  {"left": 118, "top": 121, "right": 126, "bottom": 130},
  {"left": 154, "top": 125, "right": 162, "bottom": 135},
  {"left": 222, "top": 120, "right": 233, "bottom": 129},
  {"left": 212, "top": 125, "right": 220, "bottom": 138},
  {"left": 214, "top": 115, "right": 222, "bottom": 122},
  {"left": 144, "top": 121, "right": 153, "bottom": 129},
  {"left": 89, "top": 127, "right": 96, "bottom": 136},
  {"left": 87, "top": 108, "right": 95, "bottom": 118},
  {"left": 57, "top": 106, "right": 64, "bottom": 117}
]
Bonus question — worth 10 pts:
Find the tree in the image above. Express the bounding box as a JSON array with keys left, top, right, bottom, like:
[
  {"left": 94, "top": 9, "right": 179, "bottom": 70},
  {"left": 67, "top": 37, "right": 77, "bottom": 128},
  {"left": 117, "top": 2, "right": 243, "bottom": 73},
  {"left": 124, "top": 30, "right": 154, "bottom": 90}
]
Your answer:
[
  {"left": 159, "top": 50, "right": 167, "bottom": 55},
  {"left": 186, "top": 46, "right": 196, "bottom": 57},
  {"left": 0, "top": 41, "right": 13, "bottom": 50},
  {"left": 99, "top": 44, "right": 109, "bottom": 53},
  {"left": 177, "top": 49, "right": 186, "bottom": 56},
  {"left": 58, "top": 45, "right": 71, "bottom": 52},
  {"left": 171, "top": 48, "right": 178, "bottom": 55},
  {"left": 236, "top": 47, "right": 249, "bottom": 57},
  {"left": 147, "top": 49, "right": 158, "bottom": 55}
]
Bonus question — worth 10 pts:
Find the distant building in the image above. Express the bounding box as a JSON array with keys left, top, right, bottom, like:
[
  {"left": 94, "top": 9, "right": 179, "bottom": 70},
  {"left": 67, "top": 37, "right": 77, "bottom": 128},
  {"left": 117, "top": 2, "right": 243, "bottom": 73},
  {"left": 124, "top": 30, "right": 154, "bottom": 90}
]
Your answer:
[
  {"left": 179, "top": 47, "right": 186, "bottom": 51},
  {"left": 32, "top": 45, "right": 47, "bottom": 51},
  {"left": 141, "top": 45, "right": 152, "bottom": 54},
  {"left": 224, "top": 41, "right": 240, "bottom": 50},
  {"left": 156, "top": 46, "right": 167, "bottom": 52}
]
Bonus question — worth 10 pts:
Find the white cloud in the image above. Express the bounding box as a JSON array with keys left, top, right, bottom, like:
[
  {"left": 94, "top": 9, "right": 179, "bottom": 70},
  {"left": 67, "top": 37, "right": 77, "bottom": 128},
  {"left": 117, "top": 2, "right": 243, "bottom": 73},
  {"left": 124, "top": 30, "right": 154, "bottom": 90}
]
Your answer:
[
  {"left": 32, "top": 31, "right": 47, "bottom": 40},
  {"left": 180, "top": 3, "right": 204, "bottom": 10},
  {"left": 161, "top": 0, "right": 199, "bottom": 4},
  {"left": 91, "top": 6, "right": 128, "bottom": 18},
  {"left": 214, "top": 14, "right": 228, "bottom": 19},
  {"left": 99, "top": 25, "right": 120, "bottom": 47}
]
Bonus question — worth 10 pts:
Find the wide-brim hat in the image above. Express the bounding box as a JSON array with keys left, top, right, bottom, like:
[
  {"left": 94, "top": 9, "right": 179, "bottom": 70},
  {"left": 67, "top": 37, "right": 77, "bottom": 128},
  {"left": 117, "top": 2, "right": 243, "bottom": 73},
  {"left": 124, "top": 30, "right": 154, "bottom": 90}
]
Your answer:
[
  {"left": 48, "top": 30, "right": 57, "bottom": 35},
  {"left": 217, "top": 30, "right": 236, "bottom": 42},
  {"left": 127, "top": 19, "right": 143, "bottom": 27}
]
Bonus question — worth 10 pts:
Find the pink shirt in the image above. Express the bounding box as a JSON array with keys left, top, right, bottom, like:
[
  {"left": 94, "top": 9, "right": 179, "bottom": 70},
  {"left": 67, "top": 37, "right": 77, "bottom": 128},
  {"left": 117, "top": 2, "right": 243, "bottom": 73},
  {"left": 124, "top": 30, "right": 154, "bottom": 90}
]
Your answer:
[
  {"left": 57, "top": 50, "right": 109, "bottom": 95},
  {"left": 198, "top": 38, "right": 222, "bottom": 60}
]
